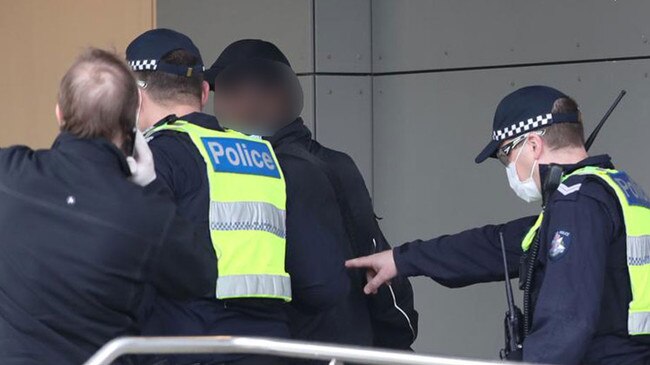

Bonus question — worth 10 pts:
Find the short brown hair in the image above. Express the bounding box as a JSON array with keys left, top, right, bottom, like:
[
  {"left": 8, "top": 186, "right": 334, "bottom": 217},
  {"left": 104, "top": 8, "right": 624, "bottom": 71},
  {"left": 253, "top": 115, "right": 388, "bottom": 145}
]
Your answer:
[
  {"left": 541, "top": 97, "right": 585, "bottom": 149},
  {"left": 135, "top": 49, "right": 203, "bottom": 105},
  {"left": 58, "top": 48, "right": 138, "bottom": 144}
]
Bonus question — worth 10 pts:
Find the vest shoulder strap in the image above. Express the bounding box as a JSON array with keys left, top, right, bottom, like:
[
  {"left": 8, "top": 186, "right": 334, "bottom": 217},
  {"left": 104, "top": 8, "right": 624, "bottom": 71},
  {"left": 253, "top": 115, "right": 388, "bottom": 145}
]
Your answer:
[{"left": 147, "top": 119, "right": 240, "bottom": 138}]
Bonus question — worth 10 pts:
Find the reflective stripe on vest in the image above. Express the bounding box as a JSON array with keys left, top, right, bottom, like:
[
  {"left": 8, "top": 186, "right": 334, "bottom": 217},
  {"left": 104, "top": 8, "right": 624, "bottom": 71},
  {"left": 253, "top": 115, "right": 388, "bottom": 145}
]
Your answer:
[
  {"left": 521, "top": 166, "right": 650, "bottom": 335},
  {"left": 210, "top": 201, "right": 286, "bottom": 238},
  {"left": 146, "top": 120, "right": 291, "bottom": 301}
]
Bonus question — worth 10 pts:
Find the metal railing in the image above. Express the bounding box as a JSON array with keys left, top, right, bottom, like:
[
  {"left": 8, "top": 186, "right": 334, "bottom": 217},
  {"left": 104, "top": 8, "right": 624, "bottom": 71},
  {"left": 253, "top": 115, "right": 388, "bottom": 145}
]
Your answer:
[{"left": 83, "top": 336, "right": 538, "bottom": 365}]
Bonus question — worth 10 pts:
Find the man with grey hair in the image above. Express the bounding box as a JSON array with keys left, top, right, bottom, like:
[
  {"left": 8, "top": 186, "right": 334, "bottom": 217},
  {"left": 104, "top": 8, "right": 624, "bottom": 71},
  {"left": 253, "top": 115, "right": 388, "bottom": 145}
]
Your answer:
[{"left": 0, "top": 48, "right": 215, "bottom": 365}]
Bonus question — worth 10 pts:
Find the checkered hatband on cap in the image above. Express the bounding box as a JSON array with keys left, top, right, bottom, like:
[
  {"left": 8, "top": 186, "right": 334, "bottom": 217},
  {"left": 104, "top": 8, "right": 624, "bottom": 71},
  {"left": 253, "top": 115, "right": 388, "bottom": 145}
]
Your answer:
[
  {"left": 129, "top": 59, "right": 158, "bottom": 71},
  {"left": 492, "top": 113, "right": 553, "bottom": 141}
]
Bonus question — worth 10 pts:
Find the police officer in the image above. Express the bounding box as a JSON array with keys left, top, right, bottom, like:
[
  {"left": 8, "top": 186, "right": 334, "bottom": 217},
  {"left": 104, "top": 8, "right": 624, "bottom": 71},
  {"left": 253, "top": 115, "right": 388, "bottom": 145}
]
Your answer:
[
  {"left": 126, "top": 29, "right": 348, "bottom": 365},
  {"left": 207, "top": 39, "right": 418, "bottom": 356},
  {"left": 347, "top": 85, "right": 650, "bottom": 364},
  {"left": 0, "top": 48, "right": 215, "bottom": 365}
]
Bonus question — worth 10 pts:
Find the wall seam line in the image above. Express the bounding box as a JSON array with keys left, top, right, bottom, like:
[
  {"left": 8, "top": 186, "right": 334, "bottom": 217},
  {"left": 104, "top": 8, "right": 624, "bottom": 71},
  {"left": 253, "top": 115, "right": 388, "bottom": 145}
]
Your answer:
[
  {"left": 310, "top": 0, "right": 317, "bottom": 139},
  {"left": 296, "top": 53, "right": 650, "bottom": 77},
  {"left": 369, "top": 0, "right": 375, "bottom": 199}
]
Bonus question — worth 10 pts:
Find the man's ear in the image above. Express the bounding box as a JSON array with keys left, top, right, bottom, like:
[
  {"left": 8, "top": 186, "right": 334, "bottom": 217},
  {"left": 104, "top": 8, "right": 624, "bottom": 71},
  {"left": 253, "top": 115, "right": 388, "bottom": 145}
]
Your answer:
[
  {"left": 529, "top": 133, "right": 544, "bottom": 160},
  {"left": 55, "top": 104, "right": 63, "bottom": 127},
  {"left": 200, "top": 81, "right": 210, "bottom": 108}
]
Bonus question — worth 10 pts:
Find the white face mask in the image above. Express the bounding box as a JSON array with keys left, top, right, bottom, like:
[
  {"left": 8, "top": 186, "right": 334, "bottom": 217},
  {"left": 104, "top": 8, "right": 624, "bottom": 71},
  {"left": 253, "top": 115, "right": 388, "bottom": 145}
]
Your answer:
[
  {"left": 505, "top": 138, "right": 542, "bottom": 203},
  {"left": 135, "top": 88, "right": 143, "bottom": 131}
]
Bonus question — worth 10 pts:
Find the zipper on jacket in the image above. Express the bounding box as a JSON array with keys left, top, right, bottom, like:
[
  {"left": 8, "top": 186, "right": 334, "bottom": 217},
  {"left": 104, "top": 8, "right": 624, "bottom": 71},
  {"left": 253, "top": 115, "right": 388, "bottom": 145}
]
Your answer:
[{"left": 373, "top": 238, "right": 416, "bottom": 341}]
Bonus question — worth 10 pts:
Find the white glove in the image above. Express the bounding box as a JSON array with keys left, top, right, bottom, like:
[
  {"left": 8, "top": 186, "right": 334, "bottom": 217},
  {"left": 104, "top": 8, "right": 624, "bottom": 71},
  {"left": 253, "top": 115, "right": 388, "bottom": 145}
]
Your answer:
[{"left": 126, "top": 130, "right": 157, "bottom": 187}]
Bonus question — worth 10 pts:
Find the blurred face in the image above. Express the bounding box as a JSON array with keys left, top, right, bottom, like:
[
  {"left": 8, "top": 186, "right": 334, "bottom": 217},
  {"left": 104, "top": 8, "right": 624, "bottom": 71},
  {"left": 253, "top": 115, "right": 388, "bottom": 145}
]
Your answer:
[{"left": 213, "top": 81, "right": 289, "bottom": 136}]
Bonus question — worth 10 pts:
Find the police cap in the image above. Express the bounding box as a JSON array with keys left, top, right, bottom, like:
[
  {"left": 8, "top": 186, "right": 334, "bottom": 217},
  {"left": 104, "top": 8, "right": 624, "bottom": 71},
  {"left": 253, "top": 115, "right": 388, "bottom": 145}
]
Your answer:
[
  {"left": 126, "top": 28, "right": 204, "bottom": 77},
  {"left": 475, "top": 85, "right": 581, "bottom": 164}
]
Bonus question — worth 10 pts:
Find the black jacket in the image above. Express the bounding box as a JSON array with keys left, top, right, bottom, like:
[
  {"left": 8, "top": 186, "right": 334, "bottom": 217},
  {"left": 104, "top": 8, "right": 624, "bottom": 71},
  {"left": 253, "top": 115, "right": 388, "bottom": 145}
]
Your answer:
[
  {"left": 394, "top": 155, "right": 650, "bottom": 364},
  {"left": 142, "top": 113, "right": 349, "bottom": 364},
  {"left": 0, "top": 133, "right": 215, "bottom": 365},
  {"left": 270, "top": 119, "right": 418, "bottom": 352}
]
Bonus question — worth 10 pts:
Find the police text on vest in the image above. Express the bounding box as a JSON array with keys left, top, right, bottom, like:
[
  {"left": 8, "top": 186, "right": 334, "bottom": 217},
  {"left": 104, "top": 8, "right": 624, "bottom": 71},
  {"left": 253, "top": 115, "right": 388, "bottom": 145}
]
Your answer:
[{"left": 202, "top": 137, "right": 281, "bottom": 179}]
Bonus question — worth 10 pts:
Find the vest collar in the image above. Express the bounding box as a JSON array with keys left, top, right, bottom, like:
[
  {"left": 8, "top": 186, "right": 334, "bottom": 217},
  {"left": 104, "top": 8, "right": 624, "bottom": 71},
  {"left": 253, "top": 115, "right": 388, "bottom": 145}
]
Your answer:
[
  {"left": 562, "top": 154, "right": 614, "bottom": 173},
  {"left": 539, "top": 154, "right": 613, "bottom": 185},
  {"left": 152, "top": 112, "right": 225, "bottom": 131}
]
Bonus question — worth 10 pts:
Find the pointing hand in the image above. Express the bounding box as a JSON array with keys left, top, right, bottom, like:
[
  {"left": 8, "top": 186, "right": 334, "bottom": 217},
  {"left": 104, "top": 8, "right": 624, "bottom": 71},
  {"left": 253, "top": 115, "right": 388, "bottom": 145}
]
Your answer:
[{"left": 345, "top": 250, "right": 397, "bottom": 295}]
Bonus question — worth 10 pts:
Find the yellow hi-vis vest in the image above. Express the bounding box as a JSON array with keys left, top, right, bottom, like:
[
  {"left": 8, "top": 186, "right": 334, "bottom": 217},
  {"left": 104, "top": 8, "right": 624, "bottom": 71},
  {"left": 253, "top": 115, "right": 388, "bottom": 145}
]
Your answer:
[
  {"left": 147, "top": 120, "right": 291, "bottom": 301},
  {"left": 522, "top": 166, "right": 650, "bottom": 335}
]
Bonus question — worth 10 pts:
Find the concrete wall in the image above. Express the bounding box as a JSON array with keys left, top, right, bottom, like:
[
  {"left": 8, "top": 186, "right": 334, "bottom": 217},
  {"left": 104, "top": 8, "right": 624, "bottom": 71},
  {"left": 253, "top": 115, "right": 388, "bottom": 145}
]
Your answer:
[
  {"left": 157, "top": 0, "right": 374, "bottom": 187},
  {"left": 158, "top": 0, "right": 650, "bottom": 360}
]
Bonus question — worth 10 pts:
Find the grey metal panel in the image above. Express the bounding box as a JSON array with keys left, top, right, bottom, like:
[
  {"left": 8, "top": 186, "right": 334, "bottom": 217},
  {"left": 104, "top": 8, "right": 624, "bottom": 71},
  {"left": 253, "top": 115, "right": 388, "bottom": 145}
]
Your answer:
[
  {"left": 315, "top": 75, "right": 373, "bottom": 191},
  {"left": 299, "top": 75, "right": 315, "bottom": 133},
  {"left": 373, "top": 59, "right": 650, "bottom": 358},
  {"left": 157, "top": 0, "right": 313, "bottom": 73},
  {"left": 315, "top": 0, "right": 371, "bottom": 73},
  {"left": 372, "top": 0, "right": 650, "bottom": 73}
]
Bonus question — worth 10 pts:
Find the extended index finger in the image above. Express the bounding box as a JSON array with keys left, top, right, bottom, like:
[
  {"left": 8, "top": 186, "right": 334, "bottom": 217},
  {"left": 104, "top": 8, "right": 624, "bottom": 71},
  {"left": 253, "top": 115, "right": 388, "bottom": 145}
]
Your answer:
[{"left": 345, "top": 255, "right": 373, "bottom": 269}]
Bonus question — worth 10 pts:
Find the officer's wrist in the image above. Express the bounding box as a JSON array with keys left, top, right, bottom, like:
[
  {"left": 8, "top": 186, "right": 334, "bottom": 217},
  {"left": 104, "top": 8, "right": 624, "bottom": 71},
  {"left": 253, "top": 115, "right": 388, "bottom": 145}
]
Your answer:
[{"left": 392, "top": 243, "right": 417, "bottom": 277}]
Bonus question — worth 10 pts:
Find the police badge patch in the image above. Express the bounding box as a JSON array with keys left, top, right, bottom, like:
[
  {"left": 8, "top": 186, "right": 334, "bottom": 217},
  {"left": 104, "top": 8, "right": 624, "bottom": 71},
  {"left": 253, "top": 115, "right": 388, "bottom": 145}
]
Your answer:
[{"left": 549, "top": 230, "right": 571, "bottom": 261}]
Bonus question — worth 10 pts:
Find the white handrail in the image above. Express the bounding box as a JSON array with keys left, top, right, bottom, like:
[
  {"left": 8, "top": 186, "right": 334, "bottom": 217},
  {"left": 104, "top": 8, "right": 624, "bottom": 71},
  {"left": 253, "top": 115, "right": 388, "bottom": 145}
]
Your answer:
[{"left": 83, "top": 336, "right": 539, "bottom": 365}]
